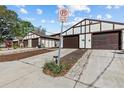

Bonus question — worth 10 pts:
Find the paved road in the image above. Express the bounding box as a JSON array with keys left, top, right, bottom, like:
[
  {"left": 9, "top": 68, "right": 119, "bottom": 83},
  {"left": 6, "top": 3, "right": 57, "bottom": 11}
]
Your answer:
[{"left": 0, "top": 49, "right": 124, "bottom": 88}]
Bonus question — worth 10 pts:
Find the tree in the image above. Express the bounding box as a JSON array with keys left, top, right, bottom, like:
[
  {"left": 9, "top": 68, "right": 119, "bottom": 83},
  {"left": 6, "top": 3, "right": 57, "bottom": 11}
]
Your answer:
[
  {"left": 0, "top": 5, "right": 34, "bottom": 45},
  {"left": 35, "top": 26, "right": 46, "bottom": 35},
  {"left": 13, "top": 19, "right": 34, "bottom": 38}
]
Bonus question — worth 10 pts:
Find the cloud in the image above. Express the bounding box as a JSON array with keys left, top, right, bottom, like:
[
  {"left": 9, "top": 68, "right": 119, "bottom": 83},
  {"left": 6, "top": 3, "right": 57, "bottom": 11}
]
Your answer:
[
  {"left": 106, "top": 5, "right": 112, "bottom": 10},
  {"left": 105, "top": 14, "right": 112, "bottom": 19},
  {"left": 67, "top": 5, "right": 91, "bottom": 17},
  {"left": 67, "top": 5, "right": 91, "bottom": 13},
  {"left": 41, "top": 19, "right": 46, "bottom": 23},
  {"left": 50, "top": 20, "right": 55, "bottom": 23},
  {"left": 114, "top": 5, "right": 123, "bottom": 9},
  {"left": 106, "top": 5, "right": 123, "bottom": 10},
  {"left": 57, "top": 5, "right": 65, "bottom": 9},
  {"left": 36, "top": 8, "right": 43, "bottom": 15},
  {"left": 19, "top": 8, "right": 28, "bottom": 14},
  {"left": 96, "top": 14, "right": 102, "bottom": 19},
  {"left": 56, "top": 5, "right": 91, "bottom": 17},
  {"left": 89, "top": 15, "right": 92, "bottom": 18}
]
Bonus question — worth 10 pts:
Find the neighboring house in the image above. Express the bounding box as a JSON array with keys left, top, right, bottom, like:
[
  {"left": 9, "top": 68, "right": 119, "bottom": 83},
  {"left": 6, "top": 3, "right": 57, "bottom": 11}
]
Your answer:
[
  {"left": 50, "top": 33, "right": 60, "bottom": 39},
  {"left": 62, "top": 18, "right": 124, "bottom": 50},
  {"left": 13, "top": 31, "right": 59, "bottom": 48}
]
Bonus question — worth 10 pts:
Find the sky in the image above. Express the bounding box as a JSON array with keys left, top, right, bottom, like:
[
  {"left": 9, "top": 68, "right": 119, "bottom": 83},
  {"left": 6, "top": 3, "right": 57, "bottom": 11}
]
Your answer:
[{"left": 6, "top": 5, "right": 124, "bottom": 35}]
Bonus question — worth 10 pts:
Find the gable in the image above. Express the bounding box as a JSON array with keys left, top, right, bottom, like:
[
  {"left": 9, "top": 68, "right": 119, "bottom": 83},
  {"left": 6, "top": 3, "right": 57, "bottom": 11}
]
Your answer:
[{"left": 62, "top": 19, "right": 124, "bottom": 36}]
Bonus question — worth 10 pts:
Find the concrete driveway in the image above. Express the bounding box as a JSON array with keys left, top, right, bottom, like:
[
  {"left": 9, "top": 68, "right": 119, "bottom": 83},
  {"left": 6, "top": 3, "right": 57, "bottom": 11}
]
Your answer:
[
  {"left": 0, "top": 49, "right": 77, "bottom": 88},
  {"left": 66, "top": 49, "right": 124, "bottom": 88},
  {"left": 0, "top": 49, "right": 124, "bottom": 88}
]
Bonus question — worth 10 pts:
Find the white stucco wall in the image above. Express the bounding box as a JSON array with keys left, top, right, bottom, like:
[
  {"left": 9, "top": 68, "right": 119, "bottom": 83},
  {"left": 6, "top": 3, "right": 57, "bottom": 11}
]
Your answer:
[
  {"left": 38, "top": 38, "right": 41, "bottom": 45},
  {"left": 67, "top": 29, "right": 73, "bottom": 35},
  {"left": 79, "top": 34, "right": 85, "bottom": 48},
  {"left": 86, "top": 25, "right": 89, "bottom": 33},
  {"left": 101, "top": 22, "right": 113, "bottom": 31},
  {"left": 82, "top": 26, "right": 85, "bottom": 33},
  {"left": 28, "top": 39, "right": 32, "bottom": 47},
  {"left": 62, "top": 32, "right": 66, "bottom": 35},
  {"left": 115, "top": 24, "right": 124, "bottom": 30},
  {"left": 122, "top": 30, "right": 124, "bottom": 50},
  {"left": 86, "top": 20, "right": 89, "bottom": 25},
  {"left": 74, "top": 27, "right": 81, "bottom": 34},
  {"left": 91, "top": 24, "right": 100, "bottom": 32},
  {"left": 86, "top": 34, "right": 91, "bottom": 48}
]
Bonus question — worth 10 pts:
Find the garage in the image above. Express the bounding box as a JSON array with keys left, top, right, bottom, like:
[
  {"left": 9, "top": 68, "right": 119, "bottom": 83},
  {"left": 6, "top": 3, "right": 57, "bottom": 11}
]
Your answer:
[
  {"left": 63, "top": 35, "right": 79, "bottom": 48},
  {"left": 92, "top": 31, "right": 121, "bottom": 50},
  {"left": 32, "top": 38, "right": 38, "bottom": 47},
  {"left": 23, "top": 40, "right": 28, "bottom": 47}
]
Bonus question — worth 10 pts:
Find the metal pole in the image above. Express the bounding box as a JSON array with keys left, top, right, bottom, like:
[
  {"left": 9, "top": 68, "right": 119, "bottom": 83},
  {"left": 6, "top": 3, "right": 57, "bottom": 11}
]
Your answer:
[{"left": 57, "top": 21, "right": 64, "bottom": 66}]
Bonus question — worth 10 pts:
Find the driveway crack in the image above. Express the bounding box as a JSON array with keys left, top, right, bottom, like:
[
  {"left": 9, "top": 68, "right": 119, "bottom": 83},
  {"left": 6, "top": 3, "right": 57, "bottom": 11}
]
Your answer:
[
  {"left": 73, "top": 50, "right": 92, "bottom": 88},
  {"left": 87, "top": 50, "right": 116, "bottom": 88}
]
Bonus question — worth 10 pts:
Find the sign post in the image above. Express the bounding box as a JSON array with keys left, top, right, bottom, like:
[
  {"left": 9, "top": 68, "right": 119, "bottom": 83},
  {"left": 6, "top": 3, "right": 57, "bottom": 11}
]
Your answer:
[{"left": 57, "top": 8, "right": 69, "bottom": 66}]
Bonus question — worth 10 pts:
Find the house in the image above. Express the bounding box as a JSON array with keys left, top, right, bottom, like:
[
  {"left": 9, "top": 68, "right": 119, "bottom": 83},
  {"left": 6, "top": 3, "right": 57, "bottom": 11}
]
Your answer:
[
  {"left": 13, "top": 31, "right": 59, "bottom": 48},
  {"left": 62, "top": 18, "right": 124, "bottom": 50},
  {"left": 50, "top": 33, "right": 60, "bottom": 39}
]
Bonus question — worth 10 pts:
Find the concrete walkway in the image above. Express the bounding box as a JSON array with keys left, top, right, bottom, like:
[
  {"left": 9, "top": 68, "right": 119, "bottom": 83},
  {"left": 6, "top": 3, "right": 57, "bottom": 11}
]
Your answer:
[
  {"left": 0, "top": 49, "right": 77, "bottom": 88},
  {"left": 0, "top": 49, "right": 124, "bottom": 88}
]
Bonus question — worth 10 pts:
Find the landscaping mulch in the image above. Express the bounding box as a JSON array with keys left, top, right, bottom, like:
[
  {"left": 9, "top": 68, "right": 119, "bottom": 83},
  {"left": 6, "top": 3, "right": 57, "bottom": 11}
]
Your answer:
[
  {"left": 0, "top": 49, "right": 55, "bottom": 62},
  {"left": 43, "top": 49, "right": 87, "bottom": 77}
]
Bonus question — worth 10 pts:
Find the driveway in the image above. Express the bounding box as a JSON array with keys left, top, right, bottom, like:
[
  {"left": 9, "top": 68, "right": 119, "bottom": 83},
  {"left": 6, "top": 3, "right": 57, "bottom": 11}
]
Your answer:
[
  {"left": 0, "top": 49, "right": 77, "bottom": 88},
  {"left": 0, "top": 49, "right": 124, "bottom": 88},
  {"left": 66, "top": 49, "right": 124, "bottom": 88}
]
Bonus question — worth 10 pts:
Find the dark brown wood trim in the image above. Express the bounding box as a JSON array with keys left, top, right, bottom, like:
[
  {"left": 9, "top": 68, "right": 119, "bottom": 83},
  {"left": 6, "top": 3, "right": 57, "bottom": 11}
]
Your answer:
[
  {"left": 74, "top": 22, "right": 100, "bottom": 28},
  {"left": 48, "top": 40, "right": 49, "bottom": 47},
  {"left": 66, "top": 31, "right": 67, "bottom": 35},
  {"left": 81, "top": 22, "right": 82, "bottom": 34},
  {"left": 113, "top": 24, "right": 115, "bottom": 30},
  {"left": 84, "top": 20, "right": 86, "bottom": 48},
  {"left": 72, "top": 27, "right": 74, "bottom": 35},
  {"left": 100, "top": 22, "right": 102, "bottom": 32}
]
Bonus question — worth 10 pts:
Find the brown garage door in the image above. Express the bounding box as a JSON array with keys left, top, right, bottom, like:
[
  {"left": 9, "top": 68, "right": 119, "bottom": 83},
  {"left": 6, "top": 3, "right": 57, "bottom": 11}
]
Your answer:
[
  {"left": 32, "top": 38, "right": 38, "bottom": 47},
  {"left": 92, "top": 31, "right": 121, "bottom": 50},
  {"left": 23, "top": 40, "right": 28, "bottom": 47},
  {"left": 63, "top": 35, "right": 79, "bottom": 48}
]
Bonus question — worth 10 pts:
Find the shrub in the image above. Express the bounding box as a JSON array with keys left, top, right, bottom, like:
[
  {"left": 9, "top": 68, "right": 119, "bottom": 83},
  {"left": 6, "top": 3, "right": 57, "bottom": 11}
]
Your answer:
[
  {"left": 13, "top": 43, "right": 19, "bottom": 49},
  {"left": 43, "top": 62, "right": 66, "bottom": 75}
]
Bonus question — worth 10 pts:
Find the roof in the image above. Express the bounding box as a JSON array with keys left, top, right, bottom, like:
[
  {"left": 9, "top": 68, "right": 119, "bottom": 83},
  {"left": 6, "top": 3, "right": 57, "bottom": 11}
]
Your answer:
[
  {"left": 31, "top": 31, "right": 59, "bottom": 40},
  {"left": 63, "top": 18, "right": 124, "bottom": 34},
  {"left": 50, "top": 33, "right": 60, "bottom": 36}
]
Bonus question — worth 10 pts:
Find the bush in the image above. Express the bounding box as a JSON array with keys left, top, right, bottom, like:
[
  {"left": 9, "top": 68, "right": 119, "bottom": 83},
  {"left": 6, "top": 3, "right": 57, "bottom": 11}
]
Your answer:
[
  {"left": 43, "top": 62, "right": 66, "bottom": 75},
  {"left": 13, "top": 43, "right": 19, "bottom": 49}
]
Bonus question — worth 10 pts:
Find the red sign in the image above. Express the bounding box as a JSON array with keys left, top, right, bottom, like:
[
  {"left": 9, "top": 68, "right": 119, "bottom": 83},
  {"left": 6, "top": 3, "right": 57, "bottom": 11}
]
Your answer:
[{"left": 59, "top": 8, "right": 69, "bottom": 22}]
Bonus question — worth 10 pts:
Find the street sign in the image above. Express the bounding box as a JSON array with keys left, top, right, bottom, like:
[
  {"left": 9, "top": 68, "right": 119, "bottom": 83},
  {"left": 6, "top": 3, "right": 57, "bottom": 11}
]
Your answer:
[
  {"left": 57, "top": 8, "right": 69, "bottom": 66},
  {"left": 59, "top": 8, "right": 69, "bottom": 22}
]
